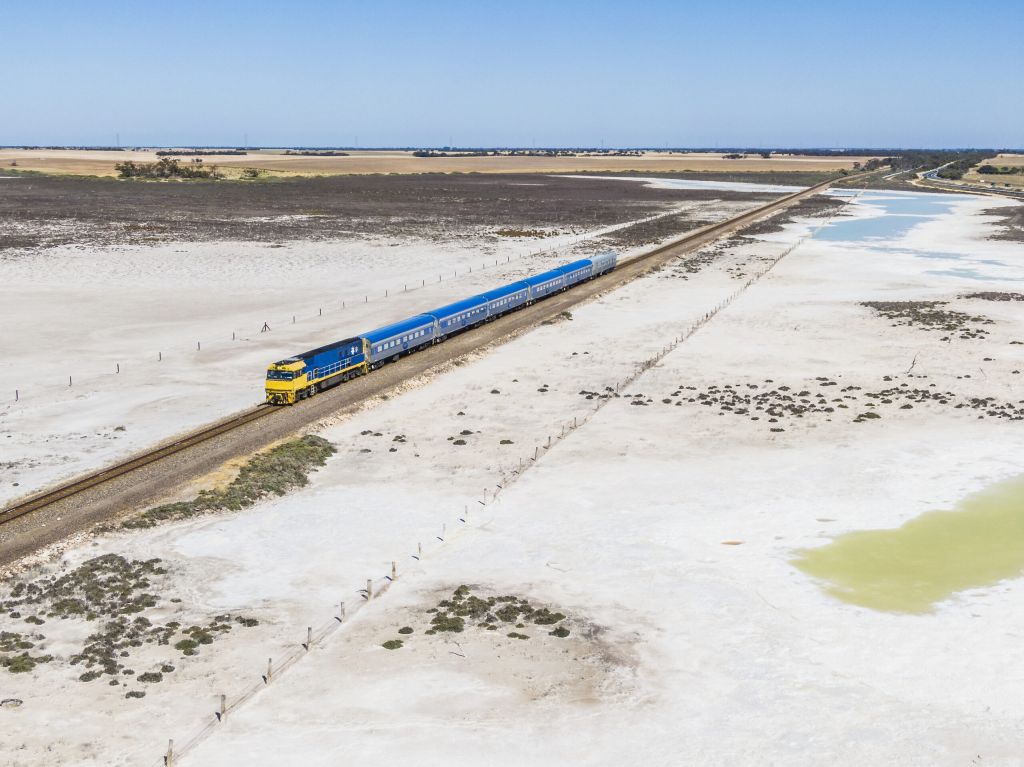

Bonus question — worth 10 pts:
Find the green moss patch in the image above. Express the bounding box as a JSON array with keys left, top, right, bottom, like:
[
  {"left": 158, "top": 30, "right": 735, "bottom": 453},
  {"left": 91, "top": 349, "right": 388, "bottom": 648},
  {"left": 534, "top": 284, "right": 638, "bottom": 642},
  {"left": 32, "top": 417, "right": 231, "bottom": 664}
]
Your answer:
[{"left": 124, "top": 435, "right": 336, "bottom": 529}]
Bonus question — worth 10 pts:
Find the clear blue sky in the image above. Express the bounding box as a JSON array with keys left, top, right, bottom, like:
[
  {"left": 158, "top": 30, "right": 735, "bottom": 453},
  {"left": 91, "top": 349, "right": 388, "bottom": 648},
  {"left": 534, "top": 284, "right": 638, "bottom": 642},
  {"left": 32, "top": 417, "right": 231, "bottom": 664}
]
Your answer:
[{"left": 2, "top": 0, "right": 1021, "bottom": 148}]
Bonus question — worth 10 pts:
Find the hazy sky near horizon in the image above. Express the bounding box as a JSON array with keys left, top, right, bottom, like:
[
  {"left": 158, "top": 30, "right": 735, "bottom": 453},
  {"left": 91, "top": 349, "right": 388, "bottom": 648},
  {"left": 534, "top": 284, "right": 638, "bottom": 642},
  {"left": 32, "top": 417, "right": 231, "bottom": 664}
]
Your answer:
[{"left": 2, "top": 0, "right": 1021, "bottom": 148}]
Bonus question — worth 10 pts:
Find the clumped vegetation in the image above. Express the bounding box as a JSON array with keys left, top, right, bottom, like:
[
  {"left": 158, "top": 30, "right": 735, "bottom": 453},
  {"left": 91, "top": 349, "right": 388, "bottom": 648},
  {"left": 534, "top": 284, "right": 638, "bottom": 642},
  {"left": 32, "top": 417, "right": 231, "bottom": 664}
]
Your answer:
[
  {"left": 977, "top": 165, "right": 1024, "bottom": 175},
  {"left": 595, "top": 212, "right": 719, "bottom": 249},
  {"left": 0, "top": 172, "right": 788, "bottom": 252},
  {"left": 0, "top": 554, "right": 259, "bottom": 694},
  {"left": 383, "top": 585, "right": 574, "bottom": 647},
  {"left": 961, "top": 292, "right": 1024, "bottom": 302},
  {"left": 861, "top": 301, "right": 993, "bottom": 340},
  {"left": 116, "top": 157, "right": 221, "bottom": 180},
  {"left": 123, "top": 435, "right": 336, "bottom": 528},
  {"left": 657, "top": 375, "right": 1024, "bottom": 429},
  {"left": 981, "top": 205, "right": 1024, "bottom": 244}
]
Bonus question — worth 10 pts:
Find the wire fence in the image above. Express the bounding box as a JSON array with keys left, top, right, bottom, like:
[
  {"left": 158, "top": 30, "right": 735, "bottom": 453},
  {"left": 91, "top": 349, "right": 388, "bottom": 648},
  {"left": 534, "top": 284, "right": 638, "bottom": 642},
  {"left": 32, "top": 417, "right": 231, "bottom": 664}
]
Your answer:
[
  {"left": 8, "top": 207, "right": 689, "bottom": 406},
  {"left": 152, "top": 195, "right": 857, "bottom": 766}
]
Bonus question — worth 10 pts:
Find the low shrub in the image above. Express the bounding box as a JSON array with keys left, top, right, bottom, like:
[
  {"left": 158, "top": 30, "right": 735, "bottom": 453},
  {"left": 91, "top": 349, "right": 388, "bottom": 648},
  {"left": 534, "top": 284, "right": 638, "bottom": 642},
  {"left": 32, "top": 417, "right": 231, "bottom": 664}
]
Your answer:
[{"left": 125, "top": 436, "right": 336, "bottom": 528}]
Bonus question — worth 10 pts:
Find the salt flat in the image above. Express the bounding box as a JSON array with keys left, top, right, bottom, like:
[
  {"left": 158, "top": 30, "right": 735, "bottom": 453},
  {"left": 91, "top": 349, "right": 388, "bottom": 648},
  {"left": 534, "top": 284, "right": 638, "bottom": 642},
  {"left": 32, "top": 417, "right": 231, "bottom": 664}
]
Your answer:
[
  {"left": 0, "top": 192, "right": 757, "bottom": 505},
  {"left": 2, "top": 189, "right": 1022, "bottom": 765}
]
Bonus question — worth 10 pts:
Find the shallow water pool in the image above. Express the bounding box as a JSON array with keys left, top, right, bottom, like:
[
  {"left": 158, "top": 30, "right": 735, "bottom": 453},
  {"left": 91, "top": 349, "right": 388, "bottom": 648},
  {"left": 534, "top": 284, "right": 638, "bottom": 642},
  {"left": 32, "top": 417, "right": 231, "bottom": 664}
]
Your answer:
[
  {"left": 792, "top": 476, "right": 1024, "bottom": 614},
  {"left": 815, "top": 193, "right": 966, "bottom": 243}
]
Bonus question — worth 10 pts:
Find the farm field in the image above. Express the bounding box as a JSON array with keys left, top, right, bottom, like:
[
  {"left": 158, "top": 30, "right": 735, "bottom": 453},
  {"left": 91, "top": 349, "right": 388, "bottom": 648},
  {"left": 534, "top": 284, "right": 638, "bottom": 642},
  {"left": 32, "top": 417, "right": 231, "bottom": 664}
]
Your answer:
[
  {"left": 1, "top": 181, "right": 1023, "bottom": 765},
  {"left": 0, "top": 148, "right": 874, "bottom": 178},
  {"left": 963, "top": 153, "right": 1024, "bottom": 189}
]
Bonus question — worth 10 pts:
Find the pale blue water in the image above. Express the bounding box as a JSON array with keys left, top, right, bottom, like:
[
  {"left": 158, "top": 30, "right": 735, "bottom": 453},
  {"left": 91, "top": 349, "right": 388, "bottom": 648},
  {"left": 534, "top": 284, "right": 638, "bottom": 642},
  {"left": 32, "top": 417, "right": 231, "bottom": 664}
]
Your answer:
[
  {"left": 815, "top": 194, "right": 965, "bottom": 243},
  {"left": 810, "top": 191, "right": 1022, "bottom": 282}
]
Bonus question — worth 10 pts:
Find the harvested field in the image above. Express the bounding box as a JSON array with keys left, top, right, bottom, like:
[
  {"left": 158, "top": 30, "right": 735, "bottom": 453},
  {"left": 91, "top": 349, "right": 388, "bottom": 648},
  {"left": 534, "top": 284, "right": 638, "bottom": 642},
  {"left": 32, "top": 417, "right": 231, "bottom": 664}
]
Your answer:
[
  {"left": 963, "top": 154, "right": 1024, "bottom": 190},
  {"left": 0, "top": 172, "right": 775, "bottom": 250},
  {"left": 0, "top": 148, "right": 872, "bottom": 178}
]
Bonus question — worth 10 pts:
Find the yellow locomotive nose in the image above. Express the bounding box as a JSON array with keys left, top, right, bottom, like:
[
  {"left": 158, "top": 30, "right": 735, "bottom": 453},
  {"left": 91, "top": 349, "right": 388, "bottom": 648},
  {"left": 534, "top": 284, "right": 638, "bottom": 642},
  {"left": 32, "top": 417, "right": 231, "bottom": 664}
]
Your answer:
[{"left": 265, "top": 359, "right": 306, "bottom": 405}]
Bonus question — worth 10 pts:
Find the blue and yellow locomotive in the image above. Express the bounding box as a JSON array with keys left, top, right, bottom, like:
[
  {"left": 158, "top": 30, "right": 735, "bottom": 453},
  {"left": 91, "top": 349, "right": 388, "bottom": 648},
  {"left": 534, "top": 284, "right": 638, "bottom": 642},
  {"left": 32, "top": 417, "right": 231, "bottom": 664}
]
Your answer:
[{"left": 265, "top": 251, "right": 617, "bottom": 404}]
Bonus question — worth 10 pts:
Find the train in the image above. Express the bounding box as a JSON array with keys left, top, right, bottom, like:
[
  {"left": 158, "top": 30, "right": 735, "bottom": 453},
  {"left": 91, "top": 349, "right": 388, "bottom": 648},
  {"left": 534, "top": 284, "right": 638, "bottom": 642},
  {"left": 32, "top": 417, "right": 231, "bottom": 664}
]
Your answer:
[{"left": 264, "top": 251, "right": 618, "bottom": 405}]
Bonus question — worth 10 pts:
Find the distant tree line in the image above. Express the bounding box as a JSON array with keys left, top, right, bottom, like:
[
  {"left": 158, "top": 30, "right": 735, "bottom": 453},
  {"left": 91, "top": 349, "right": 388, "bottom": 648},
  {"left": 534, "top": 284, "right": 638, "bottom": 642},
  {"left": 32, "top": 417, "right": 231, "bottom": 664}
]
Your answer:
[
  {"left": 3, "top": 145, "right": 126, "bottom": 151},
  {"left": 283, "top": 150, "right": 350, "bottom": 156},
  {"left": 412, "top": 148, "right": 643, "bottom": 158},
  {"left": 155, "top": 150, "right": 247, "bottom": 157},
  {"left": 881, "top": 150, "right": 991, "bottom": 179}
]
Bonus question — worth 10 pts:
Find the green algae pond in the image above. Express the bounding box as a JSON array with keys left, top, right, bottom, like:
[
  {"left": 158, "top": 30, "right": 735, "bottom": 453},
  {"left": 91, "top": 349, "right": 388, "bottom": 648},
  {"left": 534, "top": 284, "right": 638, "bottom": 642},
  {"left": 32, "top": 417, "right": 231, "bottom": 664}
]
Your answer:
[{"left": 792, "top": 476, "right": 1024, "bottom": 614}]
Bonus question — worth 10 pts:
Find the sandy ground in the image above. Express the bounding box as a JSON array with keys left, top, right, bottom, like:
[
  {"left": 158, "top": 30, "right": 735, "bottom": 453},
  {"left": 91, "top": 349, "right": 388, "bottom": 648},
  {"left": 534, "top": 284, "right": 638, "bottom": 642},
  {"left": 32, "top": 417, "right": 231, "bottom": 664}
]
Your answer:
[
  {"left": 0, "top": 187, "right": 761, "bottom": 506},
  {"left": 0, "top": 148, "right": 872, "bottom": 178},
  {"left": 2, "top": 187, "right": 1023, "bottom": 765}
]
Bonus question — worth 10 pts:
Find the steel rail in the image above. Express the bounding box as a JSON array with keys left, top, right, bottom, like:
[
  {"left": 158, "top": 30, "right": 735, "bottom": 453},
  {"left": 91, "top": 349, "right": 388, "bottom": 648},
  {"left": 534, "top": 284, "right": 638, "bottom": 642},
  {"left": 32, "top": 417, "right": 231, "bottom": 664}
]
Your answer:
[{"left": 0, "top": 173, "right": 849, "bottom": 528}]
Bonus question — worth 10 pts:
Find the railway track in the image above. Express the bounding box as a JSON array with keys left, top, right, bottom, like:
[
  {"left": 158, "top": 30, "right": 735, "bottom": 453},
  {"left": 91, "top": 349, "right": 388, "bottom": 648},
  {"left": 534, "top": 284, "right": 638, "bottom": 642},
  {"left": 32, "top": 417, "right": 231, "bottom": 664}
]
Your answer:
[
  {"left": 0, "top": 174, "right": 849, "bottom": 550},
  {"left": 1, "top": 405, "right": 276, "bottom": 525}
]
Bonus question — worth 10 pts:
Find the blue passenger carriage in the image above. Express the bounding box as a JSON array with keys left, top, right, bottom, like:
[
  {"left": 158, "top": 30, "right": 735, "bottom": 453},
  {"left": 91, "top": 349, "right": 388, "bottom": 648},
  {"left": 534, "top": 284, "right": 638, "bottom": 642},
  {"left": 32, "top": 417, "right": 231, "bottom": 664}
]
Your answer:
[
  {"left": 426, "top": 295, "right": 489, "bottom": 338},
  {"left": 590, "top": 251, "right": 617, "bottom": 275},
  {"left": 265, "top": 251, "right": 619, "bottom": 404},
  {"left": 557, "top": 258, "right": 594, "bottom": 287},
  {"left": 524, "top": 267, "right": 566, "bottom": 301},
  {"left": 481, "top": 281, "right": 530, "bottom": 318},
  {"left": 364, "top": 314, "right": 435, "bottom": 369}
]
